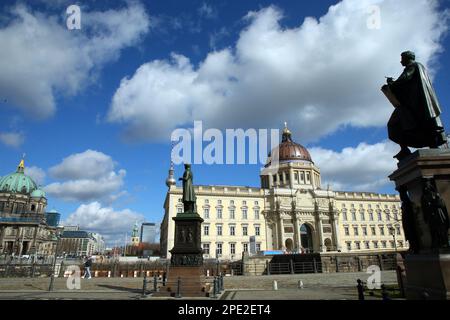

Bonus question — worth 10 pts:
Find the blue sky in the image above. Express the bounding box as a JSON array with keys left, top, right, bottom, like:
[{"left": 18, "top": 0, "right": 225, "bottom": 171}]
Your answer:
[{"left": 0, "top": 0, "right": 449, "bottom": 245}]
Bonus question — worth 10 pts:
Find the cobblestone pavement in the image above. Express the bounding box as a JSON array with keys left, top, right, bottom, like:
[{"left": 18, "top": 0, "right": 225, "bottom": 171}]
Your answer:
[{"left": 0, "top": 271, "right": 397, "bottom": 300}]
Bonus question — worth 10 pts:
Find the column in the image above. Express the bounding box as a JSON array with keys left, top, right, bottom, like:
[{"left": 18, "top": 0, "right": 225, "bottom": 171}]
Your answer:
[
  {"left": 278, "top": 215, "right": 284, "bottom": 250},
  {"left": 294, "top": 213, "right": 301, "bottom": 251},
  {"left": 269, "top": 174, "right": 274, "bottom": 188},
  {"left": 316, "top": 215, "right": 324, "bottom": 253},
  {"left": 30, "top": 226, "right": 38, "bottom": 254},
  {"left": 332, "top": 214, "right": 342, "bottom": 251},
  {"left": 289, "top": 169, "right": 295, "bottom": 189},
  {"left": 0, "top": 226, "right": 5, "bottom": 252}
]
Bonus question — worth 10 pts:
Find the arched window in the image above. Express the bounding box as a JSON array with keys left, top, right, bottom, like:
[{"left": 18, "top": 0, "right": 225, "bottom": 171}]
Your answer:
[{"left": 31, "top": 204, "right": 36, "bottom": 212}]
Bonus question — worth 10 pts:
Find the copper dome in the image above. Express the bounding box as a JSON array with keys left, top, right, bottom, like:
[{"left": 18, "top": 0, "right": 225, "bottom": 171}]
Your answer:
[{"left": 266, "top": 124, "right": 312, "bottom": 165}]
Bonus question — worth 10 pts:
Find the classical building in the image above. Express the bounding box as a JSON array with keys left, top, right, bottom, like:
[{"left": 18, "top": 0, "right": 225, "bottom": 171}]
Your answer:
[
  {"left": 0, "top": 159, "right": 59, "bottom": 257},
  {"left": 161, "top": 125, "right": 406, "bottom": 260}
]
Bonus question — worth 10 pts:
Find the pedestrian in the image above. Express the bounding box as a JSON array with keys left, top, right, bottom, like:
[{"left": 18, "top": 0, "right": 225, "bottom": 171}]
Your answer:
[
  {"left": 357, "top": 279, "right": 365, "bottom": 301},
  {"left": 83, "top": 256, "right": 92, "bottom": 279}
]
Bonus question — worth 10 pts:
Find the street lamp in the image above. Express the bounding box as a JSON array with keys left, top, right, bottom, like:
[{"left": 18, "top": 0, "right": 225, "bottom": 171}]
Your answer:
[{"left": 48, "top": 231, "right": 61, "bottom": 291}]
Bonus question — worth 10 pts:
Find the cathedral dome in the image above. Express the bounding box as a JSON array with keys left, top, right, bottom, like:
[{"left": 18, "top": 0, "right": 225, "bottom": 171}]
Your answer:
[
  {"left": 0, "top": 159, "right": 38, "bottom": 194},
  {"left": 267, "top": 124, "right": 312, "bottom": 165}
]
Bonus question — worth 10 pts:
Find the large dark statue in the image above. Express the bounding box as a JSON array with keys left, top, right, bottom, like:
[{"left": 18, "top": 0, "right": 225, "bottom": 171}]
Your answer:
[
  {"left": 382, "top": 51, "right": 447, "bottom": 160},
  {"left": 398, "top": 186, "right": 420, "bottom": 253},
  {"left": 421, "top": 179, "right": 450, "bottom": 249},
  {"left": 179, "top": 164, "right": 196, "bottom": 213}
]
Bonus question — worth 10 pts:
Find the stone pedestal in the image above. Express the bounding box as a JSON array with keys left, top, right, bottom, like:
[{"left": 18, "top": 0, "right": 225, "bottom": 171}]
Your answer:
[
  {"left": 389, "top": 149, "right": 450, "bottom": 300},
  {"left": 155, "top": 211, "right": 207, "bottom": 297}
]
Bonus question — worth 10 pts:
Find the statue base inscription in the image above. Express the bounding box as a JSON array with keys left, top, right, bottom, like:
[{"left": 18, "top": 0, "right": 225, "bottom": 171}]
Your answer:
[{"left": 389, "top": 149, "right": 450, "bottom": 300}]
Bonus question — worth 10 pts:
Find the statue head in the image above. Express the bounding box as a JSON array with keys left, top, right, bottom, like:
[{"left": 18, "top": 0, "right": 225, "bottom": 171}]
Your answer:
[
  {"left": 401, "top": 51, "right": 415, "bottom": 66},
  {"left": 184, "top": 163, "right": 191, "bottom": 170}
]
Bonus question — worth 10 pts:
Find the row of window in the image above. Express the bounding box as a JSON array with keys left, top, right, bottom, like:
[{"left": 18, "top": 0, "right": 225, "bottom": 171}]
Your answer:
[
  {"left": 0, "top": 202, "right": 41, "bottom": 213},
  {"left": 202, "top": 208, "right": 260, "bottom": 220},
  {"left": 202, "top": 242, "right": 262, "bottom": 255},
  {"left": 344, "top": 225, "right": 401, "bottom": 237},
  {"left": 342, "top": 210, "right": 399, "bottom": 222},
  {"left": 178, "top": 199, "right": 259, "bottom": 206},
  {"left": 203, "top": 225, "right": 261, "bottom": 237},
  {"left": 341, "top": 203, "right": 399, "bottom": 210},
  {"left": 346, "top": 240, "right": 404, "bottom": 251}
]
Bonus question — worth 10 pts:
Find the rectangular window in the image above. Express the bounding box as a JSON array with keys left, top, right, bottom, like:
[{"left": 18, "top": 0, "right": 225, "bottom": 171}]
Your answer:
[
  {"left": 300, "top": 172, "right": 305, "bottom": 183},
  {"left": 396, "top": 226, "right": 401, "bottom": 235},
  {"left": 204, "top": 226, "right": 209, "bottom": 236},
  {"left": 355, "top": 242, "right": 361, "bottom": 250},
  {"left": 217, "top": 208, "right": 222, "bottom": 219},
  {"left": 229, "top": 226, "right": 235, "bottom": 236},
  {"left": 294, "top": 172, "right": 299, "bottom": 183},
  {"left": 204, "top": 208, "right": 209, "bottom": 219},
  {"left": 256, "top": 243, "right": 261, "bottom": 252},
  {"left": 352, "top": 212, "right": 356, "bottom": 221},
  {"left": 371, "top": 227, "right": 376, "bottom": 236},
  {"left": 378, "top": 212, "right": 382, "bottom": 221},
  {"left": 202, "top": 243, "right": 210, "bottom": 255},
  {"left": 343, "top": 212, "right": 348, "bottom": 221},
  {"left": 229, "top": 209, "right": 235, "bottom": 219},
  {"left": 346, "top": 242, "right": 352, "bottom": 251},
  {"left": 243, "top": 243, "right": 248, "bottom": 253},
  {"left": 360, "top": 212, "right": 365, "bottom": 221},
  {"left": 217, "top": 225, "right": 222, "bottom": 236},
  {"left": 344, "top": 227, "right": 350, "bottom": 236},
  {"left": 242, "top": 209, "right": 248, "bottom": 220},
  {"left": 306, "top": 172, "right": 311, "bottom": 183},
  {"left": 369, "top": 212, "right": 374, "bottom": 221},
  {"left": 373, "top": 241, "right": 379, "bottom": 249},
  {"left": 242, "top": 226, "right": 248, "bottom": 236},
  {"left": 353, "top": 227, "right": 359, "bottom": 236},
  {"left": 386, "top": 213, "right": 391, "bottom": 221},
  {"left": 230, "top": 243, "right": 236, "bottom": 255},
  {"left": 362, "top": 227, "right": 367, "bottom": 236},
  {"left": 255, "top": 226, "right": 260, "bottom": 236},
  {"left": 216, "top": 243, "right": 222, "bottom": 255},
  {"left": 379, "top": 226, "right": 385, "bottom": 236},
  {"left": 382, "top": 241, "right": 387, "bottom": 248},
  {"left": 365, "top": 241, "right": 370, "bottom": 249},
  {"left": 254, "top": 209, "right": 260, "bottom": 220}
]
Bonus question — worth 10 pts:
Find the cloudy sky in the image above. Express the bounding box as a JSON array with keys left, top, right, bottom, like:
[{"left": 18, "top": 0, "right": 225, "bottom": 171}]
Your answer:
[{"left": 0, "top": 0, "right": 449, "bottom": 246}]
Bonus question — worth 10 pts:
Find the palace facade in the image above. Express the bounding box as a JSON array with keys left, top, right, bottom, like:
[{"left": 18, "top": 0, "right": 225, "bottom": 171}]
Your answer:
[{"left": 161, "top": 126, "right": 406, "bottom": 260}]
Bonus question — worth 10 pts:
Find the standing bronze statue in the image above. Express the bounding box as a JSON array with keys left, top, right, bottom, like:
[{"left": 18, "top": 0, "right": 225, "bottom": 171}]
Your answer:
[
  {"left": 421, "top": 178, "right": 450, "bottom": 250},
  {"left": 179, "top": 164, "right": 196, "bottom": 213},
  {"left": 382, "top": 51, "right": 447, "bottom": 160}
]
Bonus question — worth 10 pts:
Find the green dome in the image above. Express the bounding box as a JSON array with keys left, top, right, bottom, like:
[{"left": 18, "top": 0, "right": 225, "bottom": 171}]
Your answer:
[
  {"left": 31, "top": 189, "right": 46, "bottom": 198},
  {"left": 0, "top": 159, "right": 38, "bottom": 195}
]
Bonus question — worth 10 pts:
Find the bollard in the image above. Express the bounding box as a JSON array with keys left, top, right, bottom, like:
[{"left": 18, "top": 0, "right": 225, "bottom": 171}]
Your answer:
[
  {"left": 95, "top": 270, "right": 99, "bottom": 277},
  {"left": 266, "top": 261, "right": 270, "bottom": 275},
  {"left": 134, "top": 271, "right": 138, "bottom": 278},
  {"left": 273, "top": 280, "right": 278, "bottom": 291},
  {"left": 162, "top": 272, "right": 167, "bottom": 286},
  {"left": 175, "top": 277, "right": 182, "bottom": 298},
  {"left": 206, "top": 269, "right": 210, "bottom": 277},
  {"left": 357, "top": 279, "right": 364, "bottom": 301},
  {"left": 108, "top": 271, "right": 111, "bottom": 278},
  {"left": 153, "top": 274, "right": 158, "bottom": 292},
  {"left": 313, "top": 259, "right": 318, "bottom": 273},
  {"left": 219, "top": 274, "right": 223, "bottom": 292},
  {"left": 290, "top": 260, "right": 294, "bottom": 274},
  {"left": 142, "top": 275, "right": 148, "bottom": 296},
  {"left": 212, "top": 277, "right": 218, "bottom": 298},
  {"left": 298, "top": 280, "right": 304, "bottom": 289}
]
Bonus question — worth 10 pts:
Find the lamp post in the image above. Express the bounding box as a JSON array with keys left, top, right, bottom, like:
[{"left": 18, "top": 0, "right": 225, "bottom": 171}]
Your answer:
[{"left": 48, "top": 231, "right": 61, "bottom": 291}]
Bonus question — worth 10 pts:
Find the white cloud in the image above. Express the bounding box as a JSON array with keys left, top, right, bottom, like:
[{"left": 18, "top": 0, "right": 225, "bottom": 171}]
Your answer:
[
  {"left": 0, "top": 132, "right": 24, "bottom": 148},
  {"left": 25, "top": 166, "right": 46, "bottom": 186},
  {"left": 62, "top": 202, "right": 145, "bottom": 245},
  {"left": 44, "top": 150, "right": 126, "bottom": 202},
  {"left": 198, "top": 3, "right": 217, "bottom": 19},
  {"left": 108, "top": 0, "right": 449, "bottom": 143},
  {"left": 49, "top": 149, "right": 115, "bottom": 180},
  {"left": 0, "top": 2, "right": 150, "bottom": 119},
  {"left": 309, "top": 140, "right": 399, "bottom": 192}
]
